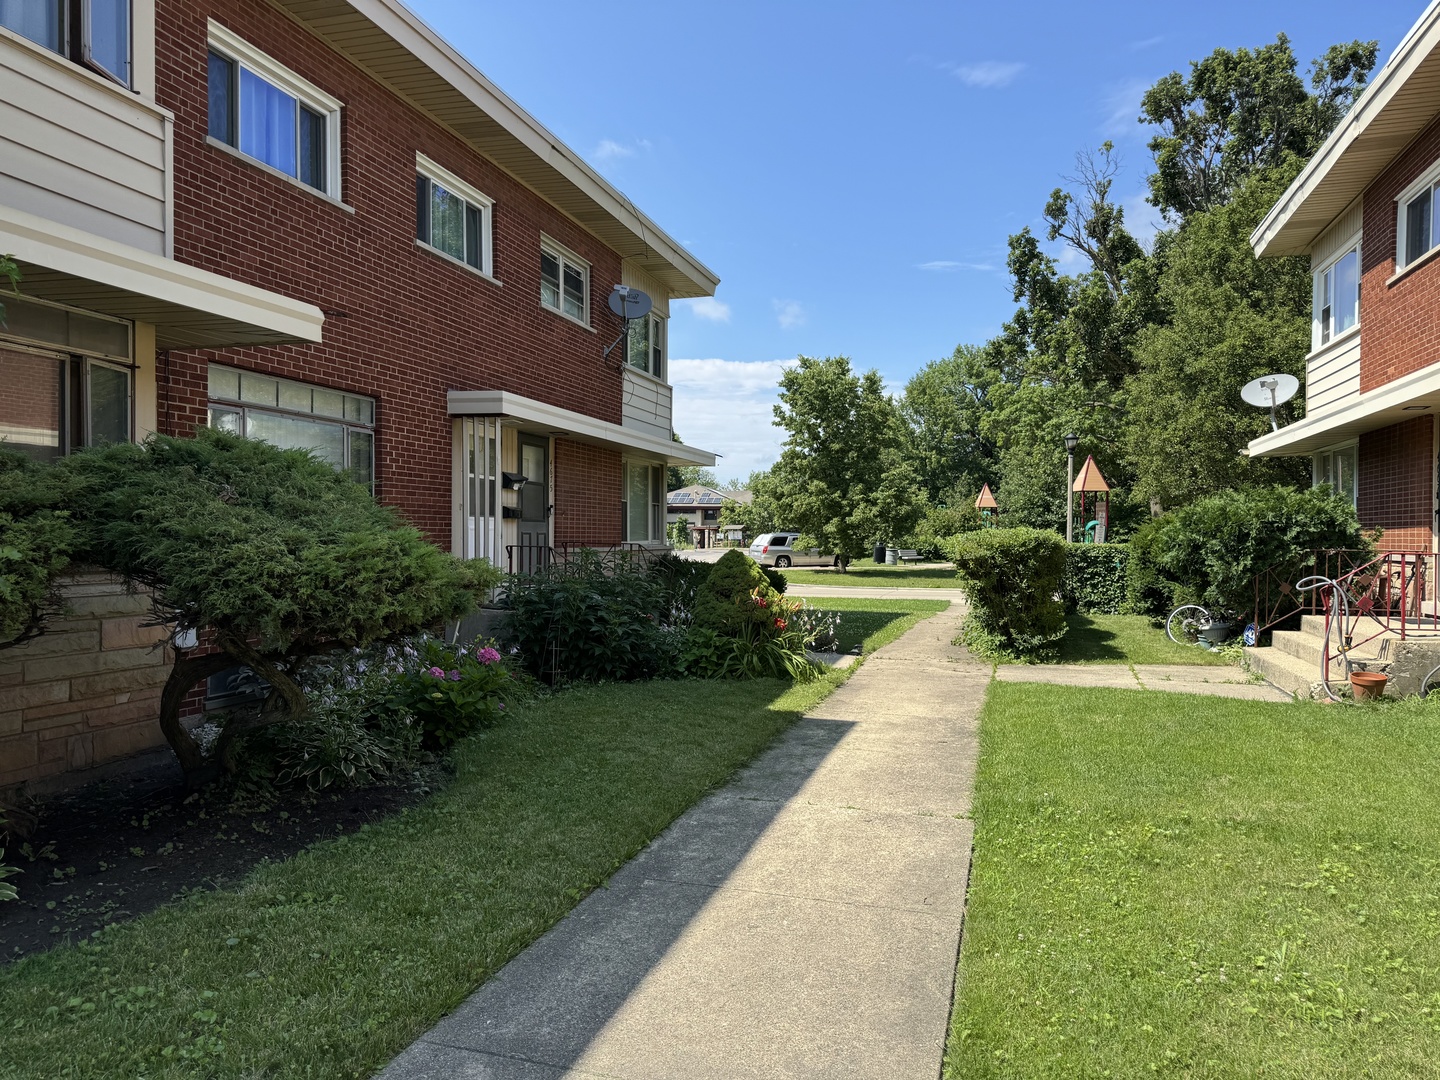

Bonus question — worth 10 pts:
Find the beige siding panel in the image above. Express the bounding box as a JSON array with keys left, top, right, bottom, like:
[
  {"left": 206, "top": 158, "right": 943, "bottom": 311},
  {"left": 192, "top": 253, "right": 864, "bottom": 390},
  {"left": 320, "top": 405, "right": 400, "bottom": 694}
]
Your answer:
[
  {"left": 621, "top": 262, "right": 670, "bottom": 318},
  {"left": 0, "top": 37, "right": 170, "bottom": 255},
  {"left": 621, "top": 369, "right": 672, "bottom": 441},
  {"left": 1306, "top": 335, "right": 1362, "bottom": 414},
  {"left": 1310, "top": 197, "right": 1364, "bottom": 270}
]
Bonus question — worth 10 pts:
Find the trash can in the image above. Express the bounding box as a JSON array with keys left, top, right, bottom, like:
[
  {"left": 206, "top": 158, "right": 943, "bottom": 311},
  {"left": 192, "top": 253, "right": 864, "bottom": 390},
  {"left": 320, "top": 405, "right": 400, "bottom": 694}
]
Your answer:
[
  {"left": 885, "top": 547, "right": 899, "bottom": 565},
  {"left": 873, "top": 542, "right": 886, "bottom": 564}
]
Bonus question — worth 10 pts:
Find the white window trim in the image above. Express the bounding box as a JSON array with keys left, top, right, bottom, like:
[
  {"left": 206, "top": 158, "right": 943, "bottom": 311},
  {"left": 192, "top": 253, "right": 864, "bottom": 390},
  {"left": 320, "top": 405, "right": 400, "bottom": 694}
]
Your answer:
[
  {"left": 1313, "top": 440, "right": 1359, "bottom": 508},
  {"left": 1313, "top": 237, "right": 1361, "bottom": 352},
  {"left": 620, "top": 459, "right": 666, "bottom": 545},
  {"left": 1395, "top": 157, "right": 1440, "bottom": 272},
  {"left": 627, "top": 313, "right": 667, "bottom": 382},
  {"left": 540, "top": 234, "right": 591, "bottom": 328},
  {"left": 207, "top": 20, "right": 343, "bottom": 198},
  {"left": 416, "top": 152, "right": 496, "bottom": 280}
]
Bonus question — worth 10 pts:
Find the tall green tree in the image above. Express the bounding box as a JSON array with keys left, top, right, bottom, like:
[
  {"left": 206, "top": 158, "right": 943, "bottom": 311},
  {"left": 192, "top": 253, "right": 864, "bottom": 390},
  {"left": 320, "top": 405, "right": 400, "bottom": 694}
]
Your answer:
[
  {"left": 897, "top": 343, "right": 998, "bottom": 505},
  {"left": 768, "top": 356, "right": 923, "bottom": 570},
  {"left": 1141, "top": 35, "right": 1377, "bottom": 221}
]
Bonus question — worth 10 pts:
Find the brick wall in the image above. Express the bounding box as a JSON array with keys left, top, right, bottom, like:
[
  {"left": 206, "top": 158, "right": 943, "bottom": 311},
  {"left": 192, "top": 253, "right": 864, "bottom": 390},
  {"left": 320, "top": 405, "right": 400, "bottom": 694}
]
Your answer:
[
  {"left": 1361, "top": 113, "right": 1440, "bottom": 392},
  {"left": 1358, "top": 415, "right": 1434, "bottom": 550},
  {"left": 155, "top": 0, "right": 628, "bottom": 546},
  {"left": 0, "top": 572, "right": 172, "bottom": 793},
  {"left": 553, "top": 440, "right": 622, "bottom": 545}
]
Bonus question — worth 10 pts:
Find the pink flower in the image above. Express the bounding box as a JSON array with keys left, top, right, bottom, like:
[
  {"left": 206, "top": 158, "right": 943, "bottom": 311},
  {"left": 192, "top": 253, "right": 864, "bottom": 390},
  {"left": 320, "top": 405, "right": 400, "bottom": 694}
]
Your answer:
[
  {"left": 427, "top": 666, "right": 445, "bottom": 678},
  {"left": 448, "top": 670, "right": 463, "bottom": 681},
  {"left": 477, "top": 647, "right": 502, "bottom": 665}
]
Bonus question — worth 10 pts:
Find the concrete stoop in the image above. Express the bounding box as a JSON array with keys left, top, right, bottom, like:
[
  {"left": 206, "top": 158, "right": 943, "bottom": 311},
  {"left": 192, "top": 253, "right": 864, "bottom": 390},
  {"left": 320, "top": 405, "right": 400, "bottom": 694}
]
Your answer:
[{"left": 1245, "top": 614, "right": 1440, "bottom": 699}]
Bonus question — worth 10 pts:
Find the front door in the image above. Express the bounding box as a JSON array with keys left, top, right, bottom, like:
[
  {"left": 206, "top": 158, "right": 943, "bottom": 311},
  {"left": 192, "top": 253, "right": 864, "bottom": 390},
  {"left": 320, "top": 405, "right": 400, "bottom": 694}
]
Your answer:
[{"left": 518, "top": 435, "right": 550, "bottom": 567}]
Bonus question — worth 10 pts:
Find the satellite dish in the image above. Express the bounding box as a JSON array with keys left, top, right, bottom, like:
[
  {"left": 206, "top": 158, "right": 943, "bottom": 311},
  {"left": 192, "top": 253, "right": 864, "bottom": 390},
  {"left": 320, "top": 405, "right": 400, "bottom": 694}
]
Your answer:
[
  {"left": 1240, "top": 373, "right": 1299, "bottom": 432},
  {"left": 607, "top": 285, "right": 652, "bottom": 321}
]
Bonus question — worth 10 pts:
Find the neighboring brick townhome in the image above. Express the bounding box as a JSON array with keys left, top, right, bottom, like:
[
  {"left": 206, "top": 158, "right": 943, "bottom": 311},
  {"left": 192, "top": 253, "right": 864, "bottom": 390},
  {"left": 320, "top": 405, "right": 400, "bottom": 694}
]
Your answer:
[
  {"left": 1248, "top": 1, "right": 1440, "bottom": 552},
  {"left": 0, "top": 0, "right": 717, "bottom": 790}
]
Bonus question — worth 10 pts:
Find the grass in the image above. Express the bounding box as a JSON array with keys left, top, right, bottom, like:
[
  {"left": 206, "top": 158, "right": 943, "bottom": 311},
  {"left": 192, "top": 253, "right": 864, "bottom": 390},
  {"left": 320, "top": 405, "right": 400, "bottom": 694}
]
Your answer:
[
  {"left": 1041, "top": 612, "right": 1234, "bottom": 666},
  {"left": 947, "top": 683, "right": 1440, "bottom": 1079},
  {"left": 803, "top": 596, "right": 951, "bottom": 654},
  {"left": 781, "top": 561, "right": 958, "bottom": 588},
  {"left": 0, "top": 675, "right": 845, "bottom": 1079}
]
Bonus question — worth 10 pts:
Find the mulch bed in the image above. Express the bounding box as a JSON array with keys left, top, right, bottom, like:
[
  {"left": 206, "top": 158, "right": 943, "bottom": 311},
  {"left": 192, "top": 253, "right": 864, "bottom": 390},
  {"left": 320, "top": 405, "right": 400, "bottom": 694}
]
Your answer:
[{"left": 1, "top": 753, "right": 439, "bottom": 963}]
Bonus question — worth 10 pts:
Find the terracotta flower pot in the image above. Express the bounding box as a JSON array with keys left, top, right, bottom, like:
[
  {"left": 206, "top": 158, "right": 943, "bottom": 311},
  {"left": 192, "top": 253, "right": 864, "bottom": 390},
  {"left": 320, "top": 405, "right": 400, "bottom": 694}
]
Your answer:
[{"left": 1350, "top": 670, "right": 1389, "bottom": 701}]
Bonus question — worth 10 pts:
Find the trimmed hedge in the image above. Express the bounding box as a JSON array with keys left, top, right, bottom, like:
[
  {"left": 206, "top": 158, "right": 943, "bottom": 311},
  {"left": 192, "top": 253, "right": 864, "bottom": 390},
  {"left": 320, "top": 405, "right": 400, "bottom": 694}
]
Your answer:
[
  {"left": 947, "top": 526, "right": 1067, "bottom": 661},
  {"left": 1064, "top": 544, "right": 1129, "bottom": 615},
  {"left": 1125, "top": 485, "right": 1368, "bottom": 618}
]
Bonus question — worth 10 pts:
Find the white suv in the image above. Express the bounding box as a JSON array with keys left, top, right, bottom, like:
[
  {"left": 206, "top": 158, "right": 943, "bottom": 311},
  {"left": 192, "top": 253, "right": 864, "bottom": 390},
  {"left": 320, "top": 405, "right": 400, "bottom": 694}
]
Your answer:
[{"left": 747, "top": 532, "right": 831, "bottom": 569}]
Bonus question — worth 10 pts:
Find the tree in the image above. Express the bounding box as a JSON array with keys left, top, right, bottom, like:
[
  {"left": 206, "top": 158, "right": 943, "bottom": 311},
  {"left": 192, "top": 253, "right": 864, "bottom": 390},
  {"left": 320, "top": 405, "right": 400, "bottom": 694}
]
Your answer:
[
  {"left": 30, "top": 430, "right": 497, "bottom": 787},
  {"left": 0, "top": 254, "right": 18, "bottom": 324},
  {"left": 0, "top": 451, "right": 74, "bottom": 651},
  {"left": 767, "top": 356, "right": 923, "bottom": 570},
  {"left": 1141, "top": 35, "right": 1377, "bottom": 221},
  {"left": 897, "top": 344, "right": 998, "bottom": 505}
]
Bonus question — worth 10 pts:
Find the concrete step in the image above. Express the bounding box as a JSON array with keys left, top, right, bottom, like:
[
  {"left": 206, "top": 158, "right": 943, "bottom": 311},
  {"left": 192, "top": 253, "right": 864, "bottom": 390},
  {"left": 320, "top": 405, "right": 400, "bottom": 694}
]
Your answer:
[
  {"left": 1270, "top": 627, "right": 1388, "bottom": 665},
  {"left": 1243, "top": 645, "right": 1322, "bottom": 700}
]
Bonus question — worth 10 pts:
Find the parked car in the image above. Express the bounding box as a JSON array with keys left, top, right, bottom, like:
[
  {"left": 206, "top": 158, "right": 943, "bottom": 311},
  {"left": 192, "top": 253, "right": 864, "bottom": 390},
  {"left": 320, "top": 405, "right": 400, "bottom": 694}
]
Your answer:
[{"left": 748, "top": 532, "right": 833, "bottom": 568}]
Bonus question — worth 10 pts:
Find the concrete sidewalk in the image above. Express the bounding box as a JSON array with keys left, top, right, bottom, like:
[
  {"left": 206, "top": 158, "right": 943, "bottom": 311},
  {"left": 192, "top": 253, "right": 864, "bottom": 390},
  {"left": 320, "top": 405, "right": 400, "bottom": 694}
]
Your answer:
[
  {"left": 993, "top": 662, "right": 1293, "bottom": 701},
  {"left": 378, "top": 604, "right": 983, "bottom": 1079}
]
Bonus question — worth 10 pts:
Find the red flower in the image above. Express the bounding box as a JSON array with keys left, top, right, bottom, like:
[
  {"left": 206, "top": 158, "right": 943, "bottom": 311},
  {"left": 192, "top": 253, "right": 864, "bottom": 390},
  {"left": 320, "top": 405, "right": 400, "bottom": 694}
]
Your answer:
[
  {"left": 774, "top": 618, "right": 787, "bottom": 629},
  {"left": 754, "top": 597, "right": 768, "bottom": 608}
]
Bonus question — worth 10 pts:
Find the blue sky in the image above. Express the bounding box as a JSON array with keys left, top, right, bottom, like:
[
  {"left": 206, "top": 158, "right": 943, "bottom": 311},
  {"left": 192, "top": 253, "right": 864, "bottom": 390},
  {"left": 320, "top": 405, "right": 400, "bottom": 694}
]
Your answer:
[{"left": 408, "top": 0, "right": 1419, "bottom": 480}]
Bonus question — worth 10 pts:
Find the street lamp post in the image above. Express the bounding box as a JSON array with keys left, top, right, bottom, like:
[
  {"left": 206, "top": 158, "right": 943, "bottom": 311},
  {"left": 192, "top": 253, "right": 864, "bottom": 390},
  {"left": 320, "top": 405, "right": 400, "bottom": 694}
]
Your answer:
[{"left": 1063, "top": 432, "right": 1079, "bottom": 544}]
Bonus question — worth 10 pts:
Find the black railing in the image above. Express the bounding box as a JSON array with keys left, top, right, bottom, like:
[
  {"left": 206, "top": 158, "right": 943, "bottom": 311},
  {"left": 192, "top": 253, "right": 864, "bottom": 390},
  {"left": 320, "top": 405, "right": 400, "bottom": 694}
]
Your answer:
[{"left": 505, "top": 542, "right": 652, "bottom": 575}]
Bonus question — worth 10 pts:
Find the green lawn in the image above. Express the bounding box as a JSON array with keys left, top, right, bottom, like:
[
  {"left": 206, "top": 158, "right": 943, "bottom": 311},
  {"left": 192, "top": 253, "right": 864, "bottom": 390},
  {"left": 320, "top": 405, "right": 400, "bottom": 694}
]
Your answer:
[
  {"left": 947, "top": 683, "right": 1440, "bottom": 1079},
  {"left": 0, "top": 676, "right": 844, "bottom": 1079},
  {"left": 805, "top": 596, "right": 950, "bottom": 654},
  {"left": 1043, "top": 612, "right": 1234, "bottom": 666},
  {"left": 781, "top": 562, "right": 958, "bottom": 588}
]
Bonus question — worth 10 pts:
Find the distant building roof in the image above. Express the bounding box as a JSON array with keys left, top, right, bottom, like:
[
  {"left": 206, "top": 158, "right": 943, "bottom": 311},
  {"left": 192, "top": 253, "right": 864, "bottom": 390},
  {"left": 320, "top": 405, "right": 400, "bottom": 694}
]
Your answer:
[{"left": 666, "top": 484, "right": 750, "bottom": 506}]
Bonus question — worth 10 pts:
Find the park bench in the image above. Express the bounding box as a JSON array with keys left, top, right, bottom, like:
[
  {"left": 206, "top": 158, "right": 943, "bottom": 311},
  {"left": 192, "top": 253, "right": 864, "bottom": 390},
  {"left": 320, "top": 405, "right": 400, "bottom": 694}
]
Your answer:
[{"left": 895, "top": 548, "right": 924, "bottom": 562}]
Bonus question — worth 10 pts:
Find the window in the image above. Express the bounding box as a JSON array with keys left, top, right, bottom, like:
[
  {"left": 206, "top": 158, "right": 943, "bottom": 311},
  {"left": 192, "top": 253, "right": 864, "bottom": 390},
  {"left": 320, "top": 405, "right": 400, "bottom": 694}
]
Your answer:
[
  {"left": 540, "top": 239, "right": 588, "bottom": 324},
  {"left": 207, "top": 365, "right": 375, "bottom": 490},
  {"left": 206, "top": 23, "right": 341, "bottom": 196},
  {"left": 1316, "top": 245, "right": 1359, "bottom": 346},
  {"left": 0, "top": 294, "right": 133, "bottom": 464},
  {"left": 415, "top": 155, "right": 493, "bottom": 276},
  {"left": 0, "top": 0, "right": 131, "bottom": 86},
  {"left": 627, "top": 313, "right": 666, "bottom": 379},
  {"left": 1314, "top": 444, "right": 1357, "bottom": 507},
  {"left": 621, "top": 462, "right": 664, "bottom": 543},
  {"left": 1398, "top": 166, "right": 1440, "bottom": 271}
]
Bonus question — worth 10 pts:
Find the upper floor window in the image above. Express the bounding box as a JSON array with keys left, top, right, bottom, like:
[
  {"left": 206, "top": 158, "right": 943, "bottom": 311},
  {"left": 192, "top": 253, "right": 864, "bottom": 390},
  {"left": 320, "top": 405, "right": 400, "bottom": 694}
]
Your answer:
[
  {"left": 415, "top": 154, "right": 493, "bottom": 276},
  {"left": 206, "top": 22, "right": 341, "bottom": 197},
  {"left": 207, "top": 364, "right": 375, "bottom": 491},
  {"left": 1398, "top": 167, "right": 1440, "bottom": 271},
  {"left": 1, "top": 0, "right": 131, "bottom": 86},
  {"left": 627, "top": 313, "right": 666, "bottom": 379},
  {"left": 540, "top": 239, "right": 588, "bottom": 324},
  {"left": 1316, "top": 245, "right": 1359, "bottom": 346}
]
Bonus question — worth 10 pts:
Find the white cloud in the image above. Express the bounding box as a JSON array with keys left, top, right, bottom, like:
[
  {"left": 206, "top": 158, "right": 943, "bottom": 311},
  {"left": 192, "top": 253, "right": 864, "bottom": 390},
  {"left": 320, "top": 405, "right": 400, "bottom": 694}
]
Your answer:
[
  {"left": 669, "top": 358, "right": 797, "bottom": 478},
  {"left": 592, "top": 137, "right": 651, "bottom": 165},
  {"left": 773, "top": 299, "right": 806, "bottom": 330},
  {"left": 1101, "top": 79, "right": 1151, "bottom": 141},
  {"left": 1129, "top": 35, "right": 1164, "bottom": 51},
  {"left": 918, "top": 259, "right": 996, "bottom": 272},
  {"left": 948, "top": 61, "right": 1024, "bottom": 89},
  {"left": 676, "top": 296, "right": 732, "bottom": 322}
]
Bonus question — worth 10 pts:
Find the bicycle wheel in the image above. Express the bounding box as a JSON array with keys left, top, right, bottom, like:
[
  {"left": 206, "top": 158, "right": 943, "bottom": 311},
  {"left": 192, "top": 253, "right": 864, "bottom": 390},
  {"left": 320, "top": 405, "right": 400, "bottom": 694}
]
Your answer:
[{"left": 1166, "top": 604, "right": 1211, "bottom": 645}]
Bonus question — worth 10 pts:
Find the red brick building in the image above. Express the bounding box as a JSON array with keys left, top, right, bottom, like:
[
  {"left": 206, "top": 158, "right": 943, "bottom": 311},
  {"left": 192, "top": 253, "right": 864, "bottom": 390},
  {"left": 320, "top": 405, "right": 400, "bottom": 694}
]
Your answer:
[
  {"left": 0, "top": 0, "right": 716, "bottom": 788},
  {"left": 1248, "top": 3, "right": 1440, "bottom": 552}
]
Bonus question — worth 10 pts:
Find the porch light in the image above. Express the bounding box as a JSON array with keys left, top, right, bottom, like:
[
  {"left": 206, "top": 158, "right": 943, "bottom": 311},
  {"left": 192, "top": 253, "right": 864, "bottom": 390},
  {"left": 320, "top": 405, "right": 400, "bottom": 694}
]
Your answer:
[{"left": 1063, "top": 432, "right": 1079, "bottom": 453}]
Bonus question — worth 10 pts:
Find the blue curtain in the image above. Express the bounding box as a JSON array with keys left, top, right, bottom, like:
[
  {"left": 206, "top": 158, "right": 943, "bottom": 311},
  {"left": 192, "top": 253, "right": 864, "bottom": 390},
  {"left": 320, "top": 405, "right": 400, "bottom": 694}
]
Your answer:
[{"left": 240, "top": 69, "right": 297, "bottom": 177}]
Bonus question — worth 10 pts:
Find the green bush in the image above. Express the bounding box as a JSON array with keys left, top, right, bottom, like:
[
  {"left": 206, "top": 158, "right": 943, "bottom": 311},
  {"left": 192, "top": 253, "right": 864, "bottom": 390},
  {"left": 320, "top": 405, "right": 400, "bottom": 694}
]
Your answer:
[
  {"left": 904, "top": 504, "right": 982, "bottom": 559},
  {"left": 1125, "top": 519, "right": 1186, "bottom": 616},
  {"left": 504, "top": 550, "right": 678, "bottom": 684},
  {"left": 0, "top": 814, "right": 18, "bottom": 902},
  {"left": 1064, "top": 544, "right": 1129, "bottom": 615},
  {"left": 946, "top": 527, "right": 1068, "bottom": 661},
  {"left": 762, "top": 565, "right": 788, "bottom": 594},
  {"left": 0, "top": 451, "right": 75, "bottom": 649},
  {"left": 688, "top": 550, "right": 817, "bottom": 679},
  {"left": 1129, "top": 485, "right": 1369, "bottom": 618}
]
